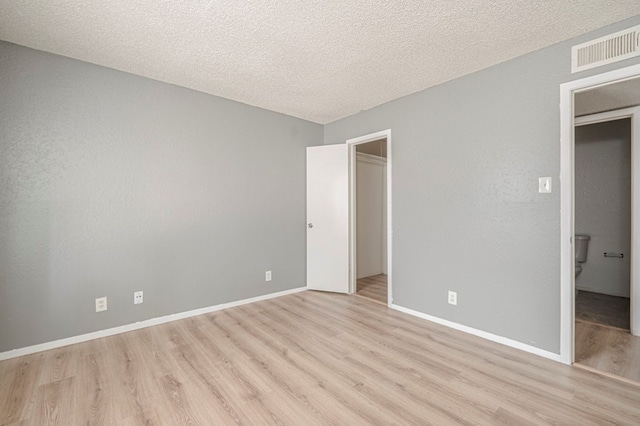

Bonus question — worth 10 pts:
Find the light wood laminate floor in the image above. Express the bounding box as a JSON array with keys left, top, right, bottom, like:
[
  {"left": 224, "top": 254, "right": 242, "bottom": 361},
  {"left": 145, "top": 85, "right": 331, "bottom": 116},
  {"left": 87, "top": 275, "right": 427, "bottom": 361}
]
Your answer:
[
  {"left": 575, "top": 319, "right": 640, "bottom": 383},
  {"left": 2, "top": 291, "right": 640, "bottom": 425},
  {"left": 356, "top": 274, "right": 387, "bottom": 304}
]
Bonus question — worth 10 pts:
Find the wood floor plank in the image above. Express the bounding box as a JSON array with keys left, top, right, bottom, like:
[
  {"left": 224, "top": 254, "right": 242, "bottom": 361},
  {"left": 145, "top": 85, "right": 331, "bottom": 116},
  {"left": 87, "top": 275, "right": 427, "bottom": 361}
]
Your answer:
[
  {"left": 119, "top": 406, "right": 160, "bottom": 426},
  {"left": 572, "top": 386, "right": 640, "bottom": 425},
  {"left": 575, "top": 320, "right": 640, "bottom": 383},
  {"left": 236, "top": 312, "right": 405, "bottom": 425},
  {"left": 389, "top": 325, "right": 577, "bottom": 403},
  {"left": 344, "top": 354, "right": 493, "bottom": 425},
  {"left": 491, "top": 406, "right": 541, "bottom": 426},
  {"left": 2, "top": 290, "right": 640, "bottom": 425},
  {"left": 31, "top": 377, "right": 76, "bottom": 425},
  {"left": 212, "top": 311, "right": 348, "bottom": 425},
  {"left": 170, "top": 343, "right": 249, "bottom": 424},
  {"left": 336, "top": 330, "right": 503, "bottom": 421},
  {"left": 0, "top": 354, "right": 43, "bottom": 424},
  {"left": 185, "top": 320, "right": 264, "bottom": 401},
  {"left": 35, "top": 348, "right": 76, "bottom": 388},
  {"left": 233, "top": 304, "right": 414, "bottom": 424},
  {"left": 76, "top": 350, "right": 118, "bottom": 425},
  {"left": 130, "top": 327, "right": 179, "bottom": 376},
  {"left": 356, "top": 274, "right": 388, "bottom": 304},
  {"left": 116, "top": 348, "right": 156, "bottom": 421},
  {"left": 155, "top": 371, "right": 217, "bottom": 425}
]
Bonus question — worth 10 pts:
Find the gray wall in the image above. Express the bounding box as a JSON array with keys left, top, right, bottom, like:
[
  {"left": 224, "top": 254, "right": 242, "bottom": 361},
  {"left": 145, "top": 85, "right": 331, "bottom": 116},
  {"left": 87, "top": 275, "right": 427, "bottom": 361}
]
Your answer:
[
  {"left": 324, "top": 16, "right": 640, "bottom": 353},
  {"left": 0, "top": 41, "right": 322, "bottom": 353},
  {"left": 575, "top": 119, "right": 631, "bottom": 297}
]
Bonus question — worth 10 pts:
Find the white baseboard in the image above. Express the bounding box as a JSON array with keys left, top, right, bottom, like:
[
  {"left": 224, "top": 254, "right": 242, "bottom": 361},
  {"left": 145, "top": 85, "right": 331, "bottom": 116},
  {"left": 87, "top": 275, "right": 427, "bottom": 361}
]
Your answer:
[
  {"left": 390, "top": 304, "right": 563, "bottom": 363},
  {"left": 576, "top": 285, "right": 630, "bottom": 298},
  {"left": 0, "top": 287, "right": 307, "bottom": 361}
]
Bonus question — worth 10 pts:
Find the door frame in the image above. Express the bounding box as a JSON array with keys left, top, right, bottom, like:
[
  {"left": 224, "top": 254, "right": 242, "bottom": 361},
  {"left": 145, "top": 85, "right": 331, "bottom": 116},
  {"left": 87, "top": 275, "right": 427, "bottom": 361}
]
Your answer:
[
  {"left": 346, "top": 130, "right": 392, "bottom": 305},
  {"left": 560, "top": 63, "right": 640, "bottom": 365}
]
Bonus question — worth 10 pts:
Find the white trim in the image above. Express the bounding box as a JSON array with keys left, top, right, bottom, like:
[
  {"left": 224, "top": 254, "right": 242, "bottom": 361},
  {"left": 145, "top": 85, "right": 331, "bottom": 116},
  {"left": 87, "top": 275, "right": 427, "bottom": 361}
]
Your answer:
[
  {"left": 391, "top": 304, "right": 563, "bottom": 363},
  {"left": 575, "top": 285, "right": 631, "bottom": 298},
  {"left": 0, "top": 287, "right": 307, "bottom": 361},
  {"left": 633, "top": 109, "right": 640, "bottom": 337},
  {"left": 356, "top": 151, "right": 387, "bottom": 166},
  {"left": 346, "top": 130, "right": 392, "bottom": 304},
  {"left": 575, "top": 107, "right": 639, "bottom": 126},
  {"left": 346, "top": 130, "right": 390, "bottom": 146},
  {"left": 560, "top": 81, "right": 574, "bottom": 365},
  {"left": 560, "top": 63, "right": 640, "bottom": 365}
]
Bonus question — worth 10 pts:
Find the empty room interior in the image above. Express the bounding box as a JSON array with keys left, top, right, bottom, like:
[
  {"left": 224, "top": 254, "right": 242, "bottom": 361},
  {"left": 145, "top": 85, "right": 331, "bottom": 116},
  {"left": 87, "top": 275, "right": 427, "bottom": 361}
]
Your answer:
[{"left": 2, "top": 2, "right": 640, "bottom": 424}]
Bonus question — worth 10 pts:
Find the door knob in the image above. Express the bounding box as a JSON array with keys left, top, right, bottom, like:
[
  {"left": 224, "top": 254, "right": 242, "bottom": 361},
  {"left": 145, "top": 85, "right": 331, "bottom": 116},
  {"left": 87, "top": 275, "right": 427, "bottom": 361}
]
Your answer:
[{"left": 308, "top": 223, "right": 313, "bottom": 228}]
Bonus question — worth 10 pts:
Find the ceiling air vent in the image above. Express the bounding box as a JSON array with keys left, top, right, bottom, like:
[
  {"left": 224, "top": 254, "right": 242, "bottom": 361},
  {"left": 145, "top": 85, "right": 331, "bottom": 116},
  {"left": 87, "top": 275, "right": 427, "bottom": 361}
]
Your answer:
[{"left": 571, "top": 25, "right": 640, "bottom": 73}]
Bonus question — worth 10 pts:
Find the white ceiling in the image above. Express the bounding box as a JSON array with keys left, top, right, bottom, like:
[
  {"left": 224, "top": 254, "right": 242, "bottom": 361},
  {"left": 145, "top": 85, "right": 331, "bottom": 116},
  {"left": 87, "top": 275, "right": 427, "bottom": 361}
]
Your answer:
[
  {"left": 1, "top": 1, "right": 640, "bottom": 124},
  {"left": 576, "top": 77, "right": 640, "bottom": 117}
]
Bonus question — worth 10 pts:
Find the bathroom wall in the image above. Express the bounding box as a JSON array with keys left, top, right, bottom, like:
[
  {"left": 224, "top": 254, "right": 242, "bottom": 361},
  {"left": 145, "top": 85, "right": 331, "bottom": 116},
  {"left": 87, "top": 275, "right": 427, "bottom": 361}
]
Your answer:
[{"left": 575, "top": 119, "right": 631, "bottom": 297}]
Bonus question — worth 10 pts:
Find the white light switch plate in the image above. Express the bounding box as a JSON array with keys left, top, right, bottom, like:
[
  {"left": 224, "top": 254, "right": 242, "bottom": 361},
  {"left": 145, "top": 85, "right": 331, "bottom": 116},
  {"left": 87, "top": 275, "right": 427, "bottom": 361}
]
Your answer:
[{"left": 539, "top": 177, "right": 552, "bottom": 193}]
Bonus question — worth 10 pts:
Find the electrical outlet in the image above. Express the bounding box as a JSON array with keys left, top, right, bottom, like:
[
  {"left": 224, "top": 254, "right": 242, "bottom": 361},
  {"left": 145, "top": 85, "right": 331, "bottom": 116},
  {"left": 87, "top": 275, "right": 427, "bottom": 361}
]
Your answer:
[
  {"left": 134, "top": 291, "right": 143, "bottom": 305},
  {"left": 96, "top": 297, "right": 107, "bottom": 312},
  {"left": 265, "top": 270, "right": 272, "bottom": 282},
  {"left": 448, "top": 291, "right": 457, "bottom": 306}
]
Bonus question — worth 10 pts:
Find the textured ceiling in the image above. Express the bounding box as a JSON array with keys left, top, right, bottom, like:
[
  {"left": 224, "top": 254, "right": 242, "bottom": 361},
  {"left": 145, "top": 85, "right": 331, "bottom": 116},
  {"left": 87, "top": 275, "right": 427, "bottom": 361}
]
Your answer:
[{"left": 1, "top": 1, "right": 640, "bottom": 124}]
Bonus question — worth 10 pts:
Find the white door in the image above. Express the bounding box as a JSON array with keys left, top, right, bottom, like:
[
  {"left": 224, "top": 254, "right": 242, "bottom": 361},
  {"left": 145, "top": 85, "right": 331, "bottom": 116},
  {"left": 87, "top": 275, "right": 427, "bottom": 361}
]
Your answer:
[{"left": 307, "top": 145, "right": 349, "bottom": 293}]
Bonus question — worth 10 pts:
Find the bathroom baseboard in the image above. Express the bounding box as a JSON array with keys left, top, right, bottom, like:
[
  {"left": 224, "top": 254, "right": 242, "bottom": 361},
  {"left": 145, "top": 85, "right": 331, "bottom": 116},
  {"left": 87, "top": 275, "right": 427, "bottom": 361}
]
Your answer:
[{"left": 576, "top": 286, "right": 630, "bottom": 298}]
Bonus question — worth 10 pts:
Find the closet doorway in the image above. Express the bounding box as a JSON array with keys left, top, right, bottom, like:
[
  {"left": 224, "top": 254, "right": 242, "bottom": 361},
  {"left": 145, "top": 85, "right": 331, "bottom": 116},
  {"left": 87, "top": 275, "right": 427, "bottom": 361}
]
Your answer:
[{"left": 350, "top": 137, "right": 389, "bottom": 304}]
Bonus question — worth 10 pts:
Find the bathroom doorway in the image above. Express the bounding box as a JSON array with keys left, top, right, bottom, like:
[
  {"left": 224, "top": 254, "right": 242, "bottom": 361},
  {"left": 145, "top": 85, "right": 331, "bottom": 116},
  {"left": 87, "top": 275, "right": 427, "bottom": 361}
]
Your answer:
[
  {"left": 574, "top": 116, "right": 631, "bottom": 331},
  {"left": 570, "top": 77, "right": 640, "bottom": 383},
  {"left": 348, "top": 134, "right": 390, "bottom": 305}
]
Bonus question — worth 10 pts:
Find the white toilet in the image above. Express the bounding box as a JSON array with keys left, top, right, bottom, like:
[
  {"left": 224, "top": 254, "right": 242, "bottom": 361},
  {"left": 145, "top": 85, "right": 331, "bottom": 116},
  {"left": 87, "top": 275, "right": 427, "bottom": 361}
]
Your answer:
[{"left": 575, "top": 234, "right": 591, "bottom": 277}]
